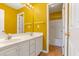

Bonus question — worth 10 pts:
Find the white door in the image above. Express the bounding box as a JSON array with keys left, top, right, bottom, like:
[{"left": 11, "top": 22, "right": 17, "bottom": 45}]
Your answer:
[
  {"left": 68, "top": 3, "right": 79, "bottom": 56},
  {"left": 0, "top": 9, "right": 4, "bottom": 32},
  {"left": 62, "top": 3, "right": 69, "bottom": 56},
  {"left": 17, "top": 14, "right": 24, "bottom": 33}
]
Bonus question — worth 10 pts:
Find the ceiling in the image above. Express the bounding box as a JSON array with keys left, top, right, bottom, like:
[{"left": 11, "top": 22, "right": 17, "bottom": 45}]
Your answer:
[
  {"left": 49, "top": 3, "right": 63, "bottom": 13},
  {"left": 5, "top": 3, "right": 24, "bottom": 10},
  {"left": 5, "top": 3, "right": 62, "bottom": 12}
]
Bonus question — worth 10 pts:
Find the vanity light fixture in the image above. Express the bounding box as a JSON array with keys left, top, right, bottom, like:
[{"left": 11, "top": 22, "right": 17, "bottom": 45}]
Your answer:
[{"left": 23, "top": 3, "right": 34, "bottom": 9}]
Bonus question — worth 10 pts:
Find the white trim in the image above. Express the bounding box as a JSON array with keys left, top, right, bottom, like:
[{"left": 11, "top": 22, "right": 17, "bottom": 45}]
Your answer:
[
  {"left": 17, "top": 12, "right": 24, "bottom": 33},
  {"left": 42, "top": 4, "right": 49, "bottom": 53},
  {"left": 42, "top": 50, "right": 48, "bottom": 53},
  {"left": 46, "top": 4, "right": 49, "bottom": 53},
  {"left": 47, "top": 4, "right": 67, "bottom": 55},
  {"left": 62, "top": 3, "right": 69, "bottom": 56}
]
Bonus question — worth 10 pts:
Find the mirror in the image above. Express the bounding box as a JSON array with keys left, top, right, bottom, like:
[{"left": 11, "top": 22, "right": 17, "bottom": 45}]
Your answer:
[
  {"left": 0, "top": 9, "right": 4, "bottom": 33},
  {"left": 24, "top": 4, "right": 34, "bottom": 36}
]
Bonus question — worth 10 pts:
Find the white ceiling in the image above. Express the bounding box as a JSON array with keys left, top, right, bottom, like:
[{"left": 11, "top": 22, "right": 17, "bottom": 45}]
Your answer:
[
  {"left": 49, "top": 3, "right": 63, "bottom": 13},
  {"left": 5, "top": 3, "right": 62, "bottom": 12},
  {"left": 5, "top": 3, "right": 24, "bottom": 10}
]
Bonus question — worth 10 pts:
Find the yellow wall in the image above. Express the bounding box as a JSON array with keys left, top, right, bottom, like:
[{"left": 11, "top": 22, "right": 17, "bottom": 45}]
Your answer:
[
  {"left": 17, "top": 3, "right": 47, "bottom": 50},
  {"left": 49, "top": 11, "right": 62, "bottom": 20},
  {"left": 0, "top": 3, "right": 17, "bottom": 34}
]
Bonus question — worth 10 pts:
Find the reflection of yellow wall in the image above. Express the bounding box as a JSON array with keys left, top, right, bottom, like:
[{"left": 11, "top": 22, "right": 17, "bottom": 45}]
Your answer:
[
  {"left": 49, "top": 11, "right": 62, "bottom": 20},
  {"left": 0, "top": 3, "right": 47, "bottom": 50},
  {"left": 17, "top": 3, "right": 47, "bottom": 50},
  {"left": 17, "top": 6, "right": 33, "bottom": 32},
  {"left": 0, "top": 3, "right": 17, "bottom": 34}
]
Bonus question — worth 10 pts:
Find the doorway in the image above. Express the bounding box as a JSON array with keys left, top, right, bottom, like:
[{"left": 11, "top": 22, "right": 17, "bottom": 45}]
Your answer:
[
  {"left": 41, "top": 3, "right": 79, "bottom": 56},
  {"left": 17, "top": 12, "right": 24, "bottom": 33},
  {"left": 48, "top": 3, "right": 63, "bottom": 56}
]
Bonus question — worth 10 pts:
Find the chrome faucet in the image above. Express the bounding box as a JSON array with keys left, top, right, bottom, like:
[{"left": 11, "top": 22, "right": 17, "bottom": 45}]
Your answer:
[{"left": 2, "top": 30, "right": 11, "bottom": 40}]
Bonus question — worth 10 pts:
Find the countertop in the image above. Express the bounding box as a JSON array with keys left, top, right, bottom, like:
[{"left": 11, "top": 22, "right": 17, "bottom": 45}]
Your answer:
[{"left": 0, "top": 32, "right": 43, "bottom": 50}]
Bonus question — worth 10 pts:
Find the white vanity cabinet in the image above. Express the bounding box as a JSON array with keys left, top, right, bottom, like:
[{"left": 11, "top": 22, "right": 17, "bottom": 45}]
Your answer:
[{"left": 0, "top": 35, "right": 43, "bottom": 56}]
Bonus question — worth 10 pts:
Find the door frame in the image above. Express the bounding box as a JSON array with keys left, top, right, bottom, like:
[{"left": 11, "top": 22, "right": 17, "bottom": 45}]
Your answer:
[
  {"left": 46, "top": 3, "right": 69, "bottom": 56},
  {"left": 46, "top": 4, "right": 49, "bottom": 53},
  {"left": 62, "top": 3, "right": 69, "bottom": 56},
  {"left": 17, "top": 12, "right": 24, "bottom": 33},
  {"left": 42, "top": 4, "right": 49, "bottom": 53}
]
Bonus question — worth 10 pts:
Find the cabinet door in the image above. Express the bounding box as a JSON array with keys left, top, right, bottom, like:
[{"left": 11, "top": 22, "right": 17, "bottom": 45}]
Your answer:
[
  {"left": 36, "top": 37, "right": 43, "bottom": 55},
  {"left": 5, "top": 48, "right": 18, "bottom": 56},
  {"left": 19, "top": 41, "right": 29, "bottom": 56},
  {"left": 0, "top": 46, "right": 18, "bottom": 56},
  {"left": 0, "top": 50, "right": 6, "bottom": 56},
  {"left": 19, "top": 46, "right": 29, "bottom": 56},
  {"left": 29, "top": 39, "right": 36, "bottom": 56}
]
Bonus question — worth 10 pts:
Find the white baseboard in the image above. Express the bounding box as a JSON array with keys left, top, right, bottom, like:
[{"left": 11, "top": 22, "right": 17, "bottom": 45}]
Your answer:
[{"left": 42, "top": 50, "right": 48, "bottom": 53}]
